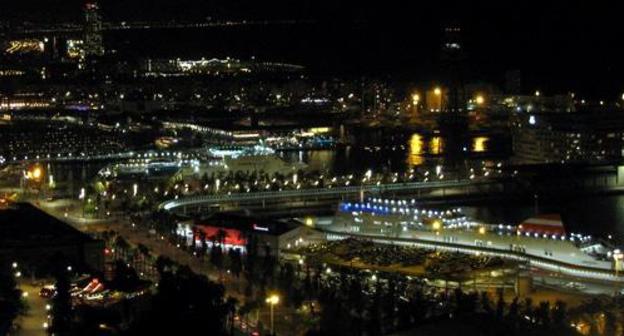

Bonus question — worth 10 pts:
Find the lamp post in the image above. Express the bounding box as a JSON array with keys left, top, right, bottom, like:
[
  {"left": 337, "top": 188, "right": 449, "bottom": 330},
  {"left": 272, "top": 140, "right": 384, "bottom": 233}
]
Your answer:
[
  {"left": 475, "top": 95, "right": 484, "bottom": 105},
  {"left": 266, "top": 294, "right": 280, "bottom": 335},
  {"left": 411, "top": 93, "right": 420, "bottom": 115},
  {"left": 434, "top": 87, "right": 442, "bottom": 111},
  {"left": 613, "top": 249, "right": 623, "bottom": 294}
]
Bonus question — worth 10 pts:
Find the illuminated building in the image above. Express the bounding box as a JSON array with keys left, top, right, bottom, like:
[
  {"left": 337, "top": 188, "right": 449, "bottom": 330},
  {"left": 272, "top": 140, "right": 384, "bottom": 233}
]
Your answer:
[
  {"left": 511, "top": 111, "right": 624, "bottom": 164},
  {"left": 66, "top": 39, "right": 85, "bottom": 59},
  {"left": 440, "top": 24, "right": 466, "bottom": 114},
  {"left": 142, "top": 57, "right": 304, "bottom": 77},
  {"left": 84, "top": 2, "right": 104, "bottom": 57},
  {"left": 0, "top": 94, "right": 52, "bottom": 110},
  {"left": 4, "top": 39, "right": 45, "bottom": 55},
  {"left": 425, "top": 88, "right": 445, "bottom": 112},
  {"left": 176, "top": 213, "right": 321, "bottom": 257}
]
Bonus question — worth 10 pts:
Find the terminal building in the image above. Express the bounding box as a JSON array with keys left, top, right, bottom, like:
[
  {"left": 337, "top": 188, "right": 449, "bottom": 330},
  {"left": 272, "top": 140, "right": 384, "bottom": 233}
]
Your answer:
[
  {"left": 176, "top": 212, "right": 322, "bottom": 257},
  {"left": 0, "top": 203, "right": 104, "bottom": 274}
]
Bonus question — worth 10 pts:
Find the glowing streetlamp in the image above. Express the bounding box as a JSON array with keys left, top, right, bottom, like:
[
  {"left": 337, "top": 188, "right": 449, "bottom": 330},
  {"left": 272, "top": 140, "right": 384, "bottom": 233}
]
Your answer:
[
  {"left": 432, "top": 220, "right": 442, "bottom": 231},
  {"left": 266, "top": 294, "right": 280, "bottom": 335},
  {"left": 32, "top": 167, "right": 42, "bottom": 180},
  {"left": 411, "top": 93, "right": 420, "bottom": 108},
  {"left": 79, "top": 187, "right": 85, "bottom": 200},
  {"left": 475, "top": 95, "right": 485, "bottom": 105},
  {"left": 434, "top": 87, "right": 442, "bottom": 96},
  {"left": 613, "top": 249, "right": 623, "bottom": 294},
  {"left": 613, "top": 249, "right": 623, "bottom": 276}
]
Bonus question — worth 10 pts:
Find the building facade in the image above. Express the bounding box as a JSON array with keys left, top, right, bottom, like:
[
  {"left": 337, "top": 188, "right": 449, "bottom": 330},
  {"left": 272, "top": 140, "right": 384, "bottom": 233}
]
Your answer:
[{"left": 511, "top": 111, "right": 624, "bottom": 164}]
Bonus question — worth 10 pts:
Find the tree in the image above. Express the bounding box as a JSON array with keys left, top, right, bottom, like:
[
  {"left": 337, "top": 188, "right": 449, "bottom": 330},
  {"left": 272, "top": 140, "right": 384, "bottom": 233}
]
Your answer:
[
  {"left": 228, "top": 248, "right": 243, "bottom": 278},
  {"left": 136, "top": 243, "right": 151, "bottom": 275},
  {"left": 211, "top": 245, "right": 224, "bottom": 269},
  {"left": 50, "top": 268, "right": 73, "bottom": 336},
  {"left": 126, "top": 260, "right": 231, "bottom": 335},
  {"left": 111, "top": 259, "right": 141, "bottom": 292},
  {"left": 199, "top": 230, "right": 208, "bottom": 259},
  {"left": 113, "top": 235, "right": 131, "bottom": 260},
  {"left": 481, "top": 292, "right": 493, "bottom": 315},
  {"left": 216, "top": 229, "right": 228, "bottom": 247},
  {"left": 225, "top": 297, "right": 239, "bottom": 336},
  {"left": 0, "top": 264, "right": 25, "bottom": 335},
  {"left": 552, "top": 300, "right": 568, "bottom": 328},
  {"left": 495, "top": 291, "right": 506, "bottom": 320},
  {"left": 535, "top": 301, "right": 551, "bottom": 327}
]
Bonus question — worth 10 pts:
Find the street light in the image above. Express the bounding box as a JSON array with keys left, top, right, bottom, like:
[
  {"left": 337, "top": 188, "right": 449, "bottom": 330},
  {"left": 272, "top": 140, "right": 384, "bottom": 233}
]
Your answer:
[
  {"left": 32, "top": 166, "right": 42, "bottom": 180},
  {"left": 411, "top": 93, "right": 420, "bottom": 105},
  {"left": 432, "top": 220, "right": 441, "bottom": 231},
  {"left": 475, "top": 95, "right": 484, "bottom": 105},
  {"left": 266, "top": 294, "right": 280, "bottom": 335},
  {"left": 434, "top": 87, "right": 442, "bottom": 96},
  {"left": 613, "top": 249, "right": 623, "bottom": 294}
]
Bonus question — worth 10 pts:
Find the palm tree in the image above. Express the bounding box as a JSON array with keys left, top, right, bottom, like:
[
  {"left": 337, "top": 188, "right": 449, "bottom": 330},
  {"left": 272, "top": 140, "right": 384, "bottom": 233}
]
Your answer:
[
  {"left": 113, "top": 235, "right": 131, "bottom": 260},
  {"left": 225, "top": 297, "right": 239, "bottom": 335},
  {"left": 216, "top": 229, "right": 228, "bottom": 247},
  {"left": 0, "top": 265, "right": 26, "bottom": 335},
  {"left": 137, "top": 244, "right": 151, "bottom": 276}
]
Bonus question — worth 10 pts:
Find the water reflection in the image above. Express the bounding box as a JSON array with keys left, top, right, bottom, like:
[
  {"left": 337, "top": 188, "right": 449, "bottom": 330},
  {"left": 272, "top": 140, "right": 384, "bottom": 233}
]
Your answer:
[
  {"left": 284, "top": 133, "right": 500, "bottom": 173},
  {"left": 472, "top": 136, "right": 489, "bottom": 153},
  {"left": 429, "top": 136, "right": 444, "bottom": 155},
  {"left": 408, "top": 134, "right": 425, "bottom": 166}
]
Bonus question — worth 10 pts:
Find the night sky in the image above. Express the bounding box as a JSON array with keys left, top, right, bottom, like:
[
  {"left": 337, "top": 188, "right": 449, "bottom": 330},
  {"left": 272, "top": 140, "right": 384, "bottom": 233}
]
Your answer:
[{"left": 1, "top": 0, "right": 622, "bottom": 98}]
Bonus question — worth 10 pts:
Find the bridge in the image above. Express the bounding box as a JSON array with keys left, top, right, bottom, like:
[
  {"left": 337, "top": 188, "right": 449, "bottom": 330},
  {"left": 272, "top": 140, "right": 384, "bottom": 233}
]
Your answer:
[{"left": 160, "top": 178, "right": 507, "bottom": 213}]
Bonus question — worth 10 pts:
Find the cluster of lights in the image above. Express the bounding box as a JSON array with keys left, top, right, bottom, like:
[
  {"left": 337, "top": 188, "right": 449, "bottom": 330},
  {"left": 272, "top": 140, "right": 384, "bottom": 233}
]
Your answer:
[
  {"left": 341, "top": 199, "right": 467, "bottom": 229},
  {"left": 513, "top": 229, "right": 592, "bottom": 243},
  {"left": 343, "top": 198, "right": 598, "bottom": 244}
]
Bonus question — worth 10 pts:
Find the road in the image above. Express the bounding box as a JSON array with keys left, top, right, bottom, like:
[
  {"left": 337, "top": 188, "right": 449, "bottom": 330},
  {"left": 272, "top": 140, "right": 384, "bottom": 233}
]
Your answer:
[
  {"left": 35, "top": 198, "right": 305, "bottom": 336},
  {"left": 161, "top": 178, "right": 503, "bottom": 211},
  {"left": 16, "top": 281, "right": 49, "bottom": 336}
]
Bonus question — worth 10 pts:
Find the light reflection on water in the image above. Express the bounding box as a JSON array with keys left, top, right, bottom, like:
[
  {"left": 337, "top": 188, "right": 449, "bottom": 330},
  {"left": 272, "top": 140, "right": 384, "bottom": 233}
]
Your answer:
[
  {"left": 472, "top": 136, "right": 489, "bottom": 153},
  {"left": 406, "top": 133, "right": 489, "bottom": 167}
]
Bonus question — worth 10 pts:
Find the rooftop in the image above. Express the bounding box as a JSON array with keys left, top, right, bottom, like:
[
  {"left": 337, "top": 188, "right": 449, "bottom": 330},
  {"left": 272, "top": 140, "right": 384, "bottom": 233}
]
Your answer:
[
  {"left": 194, "top": 212, "right": 299, "bottom": 236},
  {"left": 0, "top": 203, "right": 96, "bottom": 248}
]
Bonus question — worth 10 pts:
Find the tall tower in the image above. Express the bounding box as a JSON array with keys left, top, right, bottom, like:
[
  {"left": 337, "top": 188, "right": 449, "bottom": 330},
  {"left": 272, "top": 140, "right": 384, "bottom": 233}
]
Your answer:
[
  {"left": 440, "top": 23, "right": 465, "bottom": 114},
  {"left": 437, "top": 22, "right": 469, "bottom": 162},
  {"left": 84, "top": 2, "right": 104, "bottom": 57}
]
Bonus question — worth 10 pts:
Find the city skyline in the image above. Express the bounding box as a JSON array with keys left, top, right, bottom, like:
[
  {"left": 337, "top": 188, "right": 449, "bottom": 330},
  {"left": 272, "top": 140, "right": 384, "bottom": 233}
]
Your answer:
[
  {"left": 3, "top": 2, "right": 624, "bottom": 336},
  {"left": 1, "top": 1, "right": 623, "bottom": 97}
]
